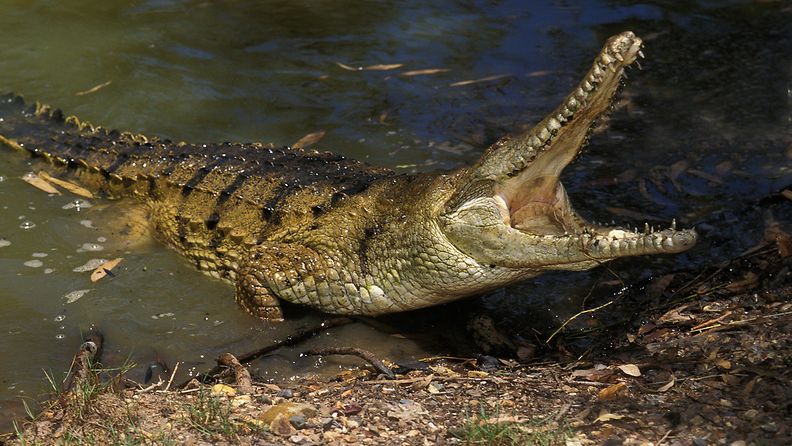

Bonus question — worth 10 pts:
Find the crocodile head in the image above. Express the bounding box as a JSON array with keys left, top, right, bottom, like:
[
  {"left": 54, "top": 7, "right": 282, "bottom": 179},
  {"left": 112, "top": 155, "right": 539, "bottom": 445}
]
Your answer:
[{"left": 439, "top": 31, "right": 697, "bottom": 272}]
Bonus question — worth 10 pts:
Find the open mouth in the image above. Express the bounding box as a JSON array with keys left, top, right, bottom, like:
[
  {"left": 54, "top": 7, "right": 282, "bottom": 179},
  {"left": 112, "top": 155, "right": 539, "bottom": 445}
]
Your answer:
[{"left": 492, "top": 32, "right": 696, "bottom": 258}]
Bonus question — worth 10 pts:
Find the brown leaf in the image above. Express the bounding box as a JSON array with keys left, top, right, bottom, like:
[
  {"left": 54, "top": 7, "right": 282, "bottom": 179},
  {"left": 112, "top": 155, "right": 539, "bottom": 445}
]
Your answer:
[
  {"left": 657, "top": 305, "right": 694, "bottom": 325},
  {"left": 656, "top": 375, "right": 675, "bottom": 392},
  {"left": 75, "top": 80, "right": 112, "bottom": 96},
  {"left": 594, "top": 410, "right": 625, "bottom": 423},
  {"left": 398, "top": 68, "right": 450, "bottom": 77},
  {"left": 617, "top": 364, "right": 641, "bottom": 377},
  {"left": 292, "top": 130, "right": 326, "bottom": 149},
  {"left": 597, "top": 382, "right": 627, "bottom": 401},
  {"left": 90, "top": 258, "right": 123, "bottom": 282},
  {"left": 363, "top": 63, "right": 403, "bottom": 71},
  {"left": 38, "top": 171, "right": 93, "bottom": 198},
  {"left": 22, "top": 172, "right": 61, "bottom": 195}
]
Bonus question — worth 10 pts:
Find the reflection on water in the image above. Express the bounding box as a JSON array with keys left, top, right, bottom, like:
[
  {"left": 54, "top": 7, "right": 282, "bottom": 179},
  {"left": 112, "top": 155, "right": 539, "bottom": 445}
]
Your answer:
[{"left": 0, "top": 0, "right": 790, "bottom": 430}]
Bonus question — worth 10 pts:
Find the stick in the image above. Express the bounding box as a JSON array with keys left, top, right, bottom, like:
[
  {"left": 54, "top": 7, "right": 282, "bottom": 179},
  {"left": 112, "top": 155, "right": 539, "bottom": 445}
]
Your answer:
[
  {"left": 177, "top": 317, "right": 352, "bottom": 388},
  {"left": 63, "top": 332, "right": 104, "bottom": 392},
  {"left": 303, "top": 346, "right": 395, "bottom": 379},
  {"left": 217, "top": 353, "right": 253, "bottom": 393}
]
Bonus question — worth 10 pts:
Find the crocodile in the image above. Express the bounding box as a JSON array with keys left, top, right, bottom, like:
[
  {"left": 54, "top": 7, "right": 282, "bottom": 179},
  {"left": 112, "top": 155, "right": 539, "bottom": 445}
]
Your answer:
[{"left": 0, "top": 31, "right": 696, "bottom": 319}]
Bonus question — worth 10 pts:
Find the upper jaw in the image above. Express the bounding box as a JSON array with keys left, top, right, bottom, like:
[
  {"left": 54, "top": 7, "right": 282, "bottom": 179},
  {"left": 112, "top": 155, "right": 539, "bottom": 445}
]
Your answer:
[{"left": 444, "top": 31, "right": 697, "bottom": 267}]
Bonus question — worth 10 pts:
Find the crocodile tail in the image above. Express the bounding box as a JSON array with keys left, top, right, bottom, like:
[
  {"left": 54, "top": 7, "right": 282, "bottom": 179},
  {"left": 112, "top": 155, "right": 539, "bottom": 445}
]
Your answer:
[{"left": 0, "top": 93, "right": 162, "bottom": 196}]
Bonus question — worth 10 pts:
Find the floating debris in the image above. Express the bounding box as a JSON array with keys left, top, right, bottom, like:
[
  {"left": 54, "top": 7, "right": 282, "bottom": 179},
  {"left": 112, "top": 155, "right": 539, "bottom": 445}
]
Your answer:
[
  {"left": 21, "top": 172, "right": 60, "bottom": 195},
  {"left": 44, "top": 268, "right": 54, "bottom": 274},
  {"left": 19, "top": 221, "right": 36, "bottom": 230},
  {"left": 0, "top": 239, "right": 10, "bottom": 248},
  {"left": 90, "top": 258, "right": 123, "bottom": 282},
  {"left": 31, "top": 252, "right": 48, "bottom": 258},
  {"left": 73, "top": 258, "right": 108, "bottom": 272},
  {"left": 23, "top": 260, "right": 43, "bottom": 268},
  {"left": 77, "top": 243, "right": 104, "bottom": 253},
  {"left": 79, "top": 220, "right": 96, "bottom": 229},
  {"left": 63, "top": 289, "right": 92, "bottom": 304},
  {"left": 75, "top": 80, "right": 112, "bottom": 96},
  {"left": 151, "top": 312, "right": 175, "bottom": 320},
  {"left": 62, "top": 199, "right": 93, "bottom": 211},
  {"left": 38, "top": 172, "right": 94, "bottom": 198}
]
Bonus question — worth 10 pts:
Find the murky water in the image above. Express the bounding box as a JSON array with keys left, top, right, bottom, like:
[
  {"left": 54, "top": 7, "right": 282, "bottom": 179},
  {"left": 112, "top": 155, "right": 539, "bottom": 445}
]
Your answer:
[{"left": 0, "top": 0, "right": 790, "bottom": 428}]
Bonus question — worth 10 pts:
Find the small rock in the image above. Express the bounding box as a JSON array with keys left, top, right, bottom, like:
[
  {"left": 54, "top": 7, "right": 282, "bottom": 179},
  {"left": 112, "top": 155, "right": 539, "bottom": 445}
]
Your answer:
[
  {"left": 260, "top": 402, "right": 318, "bottom": 425},
  {"left": 692, "top": 438, "right": 707, "bottom": 446},
  {"left": 761, "top": 421, "right": 778, "bottom": 433},
  {"left": 730, "top": 441, "right": 747, "bottom": 446},
  {"left": 742, "top": 409, "right": 758, "bottom": 420},
  {"left": 210, "top": 384, "right": 236, "bottom": 397},
  {"left": 290, "top": 415, "right": 307, "bottom": 429},
  {"left": 278, "top": 388, "right": 294, "bottom": 398},
  {"left": 270, "top": 413, "right": 296, "bottom": 436}
]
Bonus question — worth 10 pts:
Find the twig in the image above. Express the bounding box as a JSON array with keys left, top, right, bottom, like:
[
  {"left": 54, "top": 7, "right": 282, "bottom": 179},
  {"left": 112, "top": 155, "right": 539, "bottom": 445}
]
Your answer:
[
  {"left": 164, "top": 361, "right": 179, "bottom": 392},
  {"left": 545, "top": 299, "right": 616, "bottom": 344},
  {"left": 303, "top": 346, "right": 395, "bottom": 379},
  {"left": 217, "top": 353, "right": 253, "bottom": 393},
  {"left": 176, "top": 317, "right": 352, "bottom": 388}
]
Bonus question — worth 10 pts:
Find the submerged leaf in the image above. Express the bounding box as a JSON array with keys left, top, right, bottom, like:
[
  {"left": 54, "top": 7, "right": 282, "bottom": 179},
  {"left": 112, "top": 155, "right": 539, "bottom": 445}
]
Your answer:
[
  {"left": 22, "top": 172, "right": 61, "bottom": 195},
  {"left": 292, "top": 131, "right": 326, "bottom": 149}
]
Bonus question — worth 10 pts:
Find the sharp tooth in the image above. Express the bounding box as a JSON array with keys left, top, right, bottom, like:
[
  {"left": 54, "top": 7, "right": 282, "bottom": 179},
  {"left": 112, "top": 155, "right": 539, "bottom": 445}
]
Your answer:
[
  {"left": 557, "top": 113, "right": 566, "bottom": 123},
  {"left": 601, "top": 53, "right": 613, "bottom": 64},
  {"left": 608, "top": 64, "right": 617, "bottom": 73},
  {"left": 529, "top": 135, "right": 542, "bottom": 147},
  {"left": 538, "top": 127, "right": 551, "bottom": 141},
  {"left": 638, "top": 50, "right": 645, "bottom": 59},
  {"left": 548, "top": 117, "right": 561, "bottom": 131},
  {"left": 567, "top": 97, "right": 579, "bottom": 111},
  {"left": 593, "top": 64, "right": 604, "bottom": 77},
  {"left": 671, "top": 218, "right": 677, "bottom": 231},
  {"left": 644, "top": 223, "right": 650, "bottom": 234},
  {"left": 583, "top": 80, "right": 594, "bottom": 91},
  {"left": 614, "top": 52, "right": 624, "bottom": 62},
  {"left": 635, "top": 60, "right": 642, "bottom": 70}
]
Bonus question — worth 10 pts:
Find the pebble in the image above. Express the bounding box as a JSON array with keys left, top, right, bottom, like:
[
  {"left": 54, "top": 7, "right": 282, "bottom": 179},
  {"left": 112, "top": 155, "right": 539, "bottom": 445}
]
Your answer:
[
  {"left": 277, "top": 388, "right": 294, "bottom": 399},
  {"left": 289, "top": 414, "right": 307, "bottom": 429}
]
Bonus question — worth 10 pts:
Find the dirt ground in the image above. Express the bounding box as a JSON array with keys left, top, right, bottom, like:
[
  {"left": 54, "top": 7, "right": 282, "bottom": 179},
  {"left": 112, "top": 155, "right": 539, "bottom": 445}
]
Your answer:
[{"left": 5, "top": 200, "right": 792, "bottom": 445}]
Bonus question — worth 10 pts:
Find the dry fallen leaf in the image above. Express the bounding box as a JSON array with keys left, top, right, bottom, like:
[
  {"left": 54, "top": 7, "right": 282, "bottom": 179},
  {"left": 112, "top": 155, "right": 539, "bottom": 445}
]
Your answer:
[
  {"left": 90, "top": 258, "right": 123, "bottom": 282},
  {"left": 38, "top": 171, "right": 94, "bottom": 198},
  {"left": 398, "top": 68, "right": 450, "bottom": 77},
  {"left": 210, "top": 383, "right": 236, "bottom": 397},
  {"left": 292, "top": 130, "right": 326, "bottom": 149},
  {"left": 597, "top": 382, "right": 627, "bottom": 401},
  {"left": 22, "top": 172, "right": 61, "bottom": 195},
  {"left": 594, "top": 410, "right": 625, "bottom": 423},
  {"left": 449, "top": 74, "right": 511, "bottom": 87},
  {"left": 618, "top": 364, "right": 642, "bottom": 377},
  {"left": 657, "top": 375, "right": 675, "bottom": 392}
]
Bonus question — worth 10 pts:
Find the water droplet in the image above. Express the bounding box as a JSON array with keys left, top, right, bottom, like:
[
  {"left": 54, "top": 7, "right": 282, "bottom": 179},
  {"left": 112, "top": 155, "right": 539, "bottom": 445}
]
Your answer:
[
  {"left": 54, "top": 314, "right": 66, "bottom": 322},
  {"left": 44, "top": 268, "right": 54, "bottom": 274},
  {"left": 55, "top": 334, "right": 65, "bottom": 340},
  {"left": 32, "top": 252, "right": 48, "bottom": 258},
  {"left": 19, "top": 220, "right": 36, "bottom": 230},
  {"left": 23, "top": 259, "right": 43, "bottom": 268},
  {"left": 97, "top": 236, "right": 107, "bottom": 243},
  {"left": 0, "top": 175, "right": 5, "bottom": 182},
  {"left": 0, "top": 239, "right": 10, "bottom": 248}
]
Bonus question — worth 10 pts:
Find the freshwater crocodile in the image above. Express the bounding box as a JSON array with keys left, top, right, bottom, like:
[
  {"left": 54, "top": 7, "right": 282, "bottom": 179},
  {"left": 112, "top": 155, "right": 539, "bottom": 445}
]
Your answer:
[{"left": 0, "top": 31, "right": 696, "bottom": 319}]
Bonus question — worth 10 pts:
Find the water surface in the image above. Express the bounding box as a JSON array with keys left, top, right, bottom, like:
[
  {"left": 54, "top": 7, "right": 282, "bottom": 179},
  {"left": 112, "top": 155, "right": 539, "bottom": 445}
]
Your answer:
[{"left": 0, "top": 0, "right": 790, "bottom": 427}]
